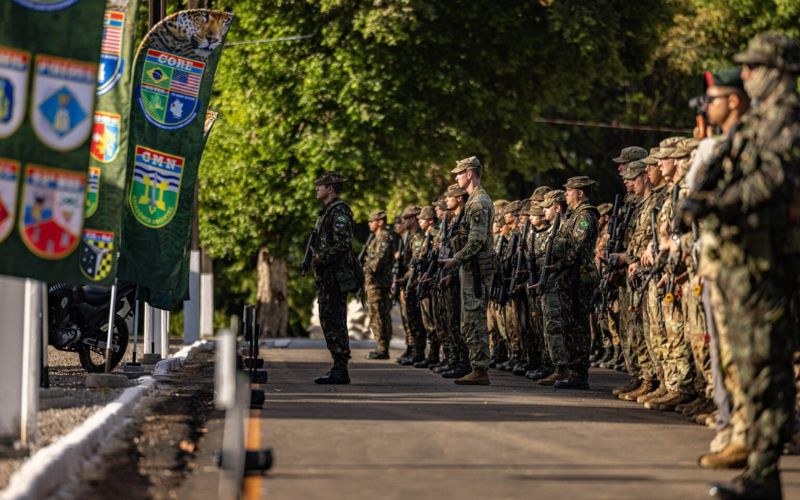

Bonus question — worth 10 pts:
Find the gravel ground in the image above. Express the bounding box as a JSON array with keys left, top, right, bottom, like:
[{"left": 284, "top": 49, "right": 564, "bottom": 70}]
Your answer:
[{"left": 0, "top": 344, "right": 152, "bottom": 490}]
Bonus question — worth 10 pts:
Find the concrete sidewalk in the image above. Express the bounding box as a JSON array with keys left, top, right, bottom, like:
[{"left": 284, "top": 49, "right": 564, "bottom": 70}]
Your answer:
[{"left": 255, "top": 347, "right": 800, "bottom": 500}]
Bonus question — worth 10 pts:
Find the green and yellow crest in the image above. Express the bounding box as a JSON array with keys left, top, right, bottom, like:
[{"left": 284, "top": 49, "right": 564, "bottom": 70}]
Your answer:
[{"left": 129, "top": 145, "right": 184, "bottom": 228}]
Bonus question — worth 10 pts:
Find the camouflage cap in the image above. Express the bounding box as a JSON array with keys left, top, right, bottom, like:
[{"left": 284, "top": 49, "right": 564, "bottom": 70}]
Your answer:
[
  {"left": 418, "top": 206, "right": 436, "bottom": 220},
  {"left": 519, "top": 198, "right": 531, "bottom": 214},
  {"left": 622, "top": 160, "right": 647, "bottom": 180},
  {"left": 531, "top": 185, "right": 552, "bottom": 202},
  {"left": 539, "top": 189, "right": 566, "bottom": 208},
  {"left": 503, "top": 200, "right": 522, "bottom": 217},
  {"left": 444, "top": 183, "right": 468, "bottom": 198},
  {"left": 642, "top": 147, "right": 660, "bottom": 166},
  {"left": 529, "top": 203, "right": 545, "bottom": 217},
  {"left": 314, "top": 171, "right": 347, "bottom": 185},
  {"left": 368, "top": 209, "right": 387, "bottom": 222},
  {"left": 668, "top": 138, "right": 699, "bottom": 159},
  {"left": 451, "top": 156, "right": 482, "bottom": 175},
  {"left": 704, "top": 68, "right": 744, "bottom": 90},
  {"left": 494, "top": 199, "right": 509, "bottom": 211},
  {"left": 733, "top": 32, "right": 800, "bottom": 73},
  {"left": 436, "top": 197, "right": 448, "bottom": 211},
  {"left": 401, "top": 205, "right": 421, "bottom": 219},
  {"left": 598, "top": 202, "right": 613, "bottom": 216},
  {"left": 563, "top": 176, "right": 595, "bottom": 190},
  {"left": 653, "top": 136, "right": 686, "bottom": 159},
  {"left": 613, "top": 146, "right": 648, "bottom": 164}
]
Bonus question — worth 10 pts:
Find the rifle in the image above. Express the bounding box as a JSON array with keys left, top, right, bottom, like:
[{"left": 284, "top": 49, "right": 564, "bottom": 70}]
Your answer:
[
  {"left": 633, "top": 207, "right": 662, "bottom": 310},
  {"left": 301, "top": 214, "right": 324, "bottom": 276},
  {"left": 406, "top": 232, "right": 433, "bottom": 293},
  {"left": 418, "top": 215, "right": 448, "bottom": 299},
  {"left": 594, "top": 200, "right": 634, "bottom": 316},
  {"left": 390, "top": 236, "right": 404, "bottom": 305},
  {"left": 531, "top": 211, "right": 561, "bottom": 295},
  {"left": 508, "top": 218, "right": 530, "bottom": 296},
  {"left": 495, "top": 231, "right": 518, "bottom": 306},
  {"left": 526, "top": 223, "right": 538, "bottom": 290},
  {"left": 358, "top": 233, "right": 375, "bottom": 265},
  {"left": 490, "top": 236, "right": 507, "bottom": 303}
]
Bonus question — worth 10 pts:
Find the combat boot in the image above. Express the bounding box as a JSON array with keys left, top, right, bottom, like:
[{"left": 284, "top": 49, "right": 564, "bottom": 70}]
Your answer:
[
  {"left": 538, "top": 365, "right": 570, "bottom": 386},
  {"left": 612, "top": 377, "right": 641, "bottom": 396},
  {"left": 314, "top": 361, "right": 350, "bottom": 385},
  {"left": 620, "top": 379, "right": 656, "bottom": 401},
  {"left": 698, "top": 443, "right": 749, "bottom": 469},
  {"left": 589, "top": 347, "right": 605, "bottom": 367},
  {"left": 395, "top": 346, "right": 412, "bottom": 364},
  {"left": 652, "top": 391, "right": 695, "bottom": 411},
  {"left": 454, "top": 368, "right": 491, "bottom": 385},
  {"left": 415, "top": 349, "right": 439, "bottom": 368},
  {"left": 554, "top": 376, "right": 590, "bottom": 390},
  {"left": 675, "top": 395, "right": 704, "bottom": 414},
  {"left": 685, "top": 398, "right": 715, "bottom": 418},
  {"left": 600, "top": 346, "right": 620, "bottom": 369},
  {"left": 709, "top": 474, "right": 782, "bottom": 500},
  {"left": 642, "top": 389, "right": 683, "bottom": 410},
  {"left": 497, "top": 360, "right": 513, "bottom": 371},
  {"left": 637, "top": 384, "right": 667, "bottom": 404},
  {"left": 512, "top": 362, "right": 529, "bottom": 376},
  {"left": 365, "top": 350, "right": 390, "bottom": 360},
  {"left": 441, "top": 364, "right": 471, "bottom": 379},
  {"left": 526, "top": 367, "right": 552, "bottom": 381}
]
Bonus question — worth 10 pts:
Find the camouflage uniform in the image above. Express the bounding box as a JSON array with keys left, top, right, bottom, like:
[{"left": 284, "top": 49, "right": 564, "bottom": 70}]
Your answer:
[
  {"left": 527, "top": 220, "right": 552, "bottom": 372},
  {"left": 708, "top": 35, "right": 800, "bottom": 491},
  {"left": 450, "top": 160, "right": 495, "bottom": 371},
  {"left": 559, "top": 186, "right": 600, "bottom": 381},
  {"left": 399, "top": 217, "right": 426, "bottom": 358},
  {"left": 416, "top": 216, "right": 441, "bottom": 362},
  {"left": 364, "top": 214, "right": 397, "bottom": 355},
  {"left": 312, "top": 176, "right": 355, "bottom": 368}
]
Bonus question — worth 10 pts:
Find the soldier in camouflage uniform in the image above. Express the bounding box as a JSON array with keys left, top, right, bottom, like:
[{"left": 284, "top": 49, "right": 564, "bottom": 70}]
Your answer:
[
  {"left": 441, "top": 156, "right": 496, "bottom": 385},
  {"left": 497, "top": 201, "right": 524, "bottom": 371},
  {"left": 525, "top": 188, "right": 554, "bottom": 380},
  {"left": 689, "top": 34, "right": 800, "bottom": 500},
  {"left": 364, "top": 210, "right": 397, "bottom": 360},
  {"left": 397, "top": 206, "right": 426, "bottom": 365},
  {"left": 488, "top": 199, "right": 509, "bottom": 368},
  {"left": 554, "top": 176, "right": 600, "bottom": 389},
  {"left": 415, "top": 206, "right": 441, "bottom": 367},
  {"left": 310, "top": 172, "right": 356, "bottom": 384},
  {"left": 437, "top": 184, "right": 472, "bottom": 378},
  {"left": 536, "top": 190, "right": 573, "bottom": 386},
  {"left": 607, "top": 147, "right": 649, "bottom": 396}
]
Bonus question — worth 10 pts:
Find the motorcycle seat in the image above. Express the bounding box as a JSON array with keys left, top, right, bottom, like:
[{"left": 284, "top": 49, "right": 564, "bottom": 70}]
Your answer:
[{"left": 82, "top": 285, "right": 111, "bottom": 307}]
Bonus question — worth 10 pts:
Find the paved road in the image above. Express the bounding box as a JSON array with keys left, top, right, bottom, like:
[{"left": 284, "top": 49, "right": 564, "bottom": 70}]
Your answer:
[{"left": 255, "top": 346, "right": 800, "bottom": 500}]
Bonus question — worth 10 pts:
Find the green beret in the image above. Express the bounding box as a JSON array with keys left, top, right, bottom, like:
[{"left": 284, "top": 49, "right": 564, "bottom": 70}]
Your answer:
[
  {"left": 314, "top": 171, "right": 347, "bottom": 185},
  {"left": 733, "top": 32, "right": 800, "bottom": 73},
  {"left": 704, "top": 68, "right": 744, "bottom": 90},
  {"left": 613, "top": 146, "right": 648, "bottom": 164}
]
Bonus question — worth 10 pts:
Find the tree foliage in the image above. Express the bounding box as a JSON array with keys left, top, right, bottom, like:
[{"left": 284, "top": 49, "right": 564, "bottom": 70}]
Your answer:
[{"left": 194, "top": 0, "right": 798, "bottom": 332}]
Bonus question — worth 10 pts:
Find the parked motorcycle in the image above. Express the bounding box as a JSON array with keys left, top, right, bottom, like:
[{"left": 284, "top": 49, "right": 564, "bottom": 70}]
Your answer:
[{"left": 47, "top": 282, "right": 136, "bottom": 373}]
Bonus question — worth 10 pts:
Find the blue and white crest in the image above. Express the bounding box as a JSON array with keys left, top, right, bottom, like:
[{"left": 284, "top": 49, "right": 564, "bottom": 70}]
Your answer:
[
  {"left": 0, "top": 46, "right": 30, "bottom": 139},
  {"left": 12, "top": 0, "right": 80, "bottom": 11},
  {"left": 31, "top": 54, "right": 96, "bottom": 152},
  {"left": 97, "top": 10, "right": 126, "bottom": 96}
]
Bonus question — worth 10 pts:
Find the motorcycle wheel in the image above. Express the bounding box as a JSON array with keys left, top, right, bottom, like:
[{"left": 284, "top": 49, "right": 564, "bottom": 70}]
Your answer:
[{"left": 78, "top": 315, "right": 129, "bottom": 373}]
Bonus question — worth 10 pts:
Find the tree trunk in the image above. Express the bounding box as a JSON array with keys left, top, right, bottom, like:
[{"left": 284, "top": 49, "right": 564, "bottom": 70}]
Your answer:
[{"left": 256, "top": 247, "right": 288, "bottom": 338}]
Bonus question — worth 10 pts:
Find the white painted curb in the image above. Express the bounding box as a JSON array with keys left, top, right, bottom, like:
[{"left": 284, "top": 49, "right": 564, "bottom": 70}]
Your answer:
[
  {"left": 1, "top": 377, "right": 156, "bottom": 500},
  {"left": 1, "top": 340, "right": 211, "bottom": 500},
  {"left": 153, "top": 340, "right": 209, "bottom": 378}
]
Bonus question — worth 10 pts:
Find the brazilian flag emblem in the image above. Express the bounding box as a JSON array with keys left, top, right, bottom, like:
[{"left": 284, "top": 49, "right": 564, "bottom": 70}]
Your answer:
[
  {"left": 138, "top": 49, "right": 204, "bottom": 130},
  {"left": 129, "top": 145, "right": 184, "bottom": 228}
]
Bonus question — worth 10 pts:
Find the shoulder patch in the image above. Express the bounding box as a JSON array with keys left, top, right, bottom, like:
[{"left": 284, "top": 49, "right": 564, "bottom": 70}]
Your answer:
[{"left": 579, "top": 219, "right": 589, "bottom": 229}]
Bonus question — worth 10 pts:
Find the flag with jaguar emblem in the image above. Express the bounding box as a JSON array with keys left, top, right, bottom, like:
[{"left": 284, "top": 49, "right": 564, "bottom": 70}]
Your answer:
[
  {"left": 118, "top": 9, "right": 233, "bottom": 308},
  {"left": 0, "top": 1, "right": 104, "bottom": 282}
]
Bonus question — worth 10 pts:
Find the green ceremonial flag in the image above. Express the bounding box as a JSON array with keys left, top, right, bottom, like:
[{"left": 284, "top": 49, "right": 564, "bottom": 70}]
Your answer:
[
  {"left": 80, "top": 0, "right": 139, "bottom": 284},
  {"left": 0, "top": 1, "right": 105, "bottom": 283},
  {"left": 117, "top": 10, "right": 233, "bottom": 308}
]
